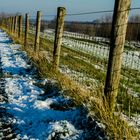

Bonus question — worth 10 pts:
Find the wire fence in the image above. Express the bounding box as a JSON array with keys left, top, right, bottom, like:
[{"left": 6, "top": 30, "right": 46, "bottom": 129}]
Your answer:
[
  {"left": 1, "top": 6, "right": 140, "bottom": 116},
  {"left": 40, "top": 8, "right": 140, "bottom": 115}
]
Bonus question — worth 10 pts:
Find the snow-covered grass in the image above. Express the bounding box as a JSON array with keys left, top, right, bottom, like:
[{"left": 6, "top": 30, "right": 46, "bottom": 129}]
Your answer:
[
  {"left": 41, "top": 30, "right": 140, "bottom": 133},
  {"left": 44, "top": 29, "right": 140, "bottom": 97},
  {"left": 0, "top": 30, "right": 83, "bottom": 139},
  {"left": 44, "top": 29, "right": 140, "bottom": 70}
]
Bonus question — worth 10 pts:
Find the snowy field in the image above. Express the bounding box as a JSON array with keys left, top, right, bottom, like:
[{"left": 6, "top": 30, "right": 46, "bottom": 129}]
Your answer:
[
  {"left": 43, "top": 29, "right": 140, "bottom": 71},
  {"left": 30, "top": 29, "right": 140, "bottom": 97},
  {"left": 0, "top": 30, "right": 108, "bottom": 139}
]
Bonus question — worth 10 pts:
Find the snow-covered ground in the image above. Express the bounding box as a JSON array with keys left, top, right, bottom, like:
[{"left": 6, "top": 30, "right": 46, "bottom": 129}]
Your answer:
[{"left": 0, "top": 30, "right": 108, "bottom": 139}]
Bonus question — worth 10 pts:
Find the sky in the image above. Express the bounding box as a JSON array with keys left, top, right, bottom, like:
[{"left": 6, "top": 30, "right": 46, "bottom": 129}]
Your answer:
[{"left": 0, "top": 0, "right": 139, "bottom": 21}]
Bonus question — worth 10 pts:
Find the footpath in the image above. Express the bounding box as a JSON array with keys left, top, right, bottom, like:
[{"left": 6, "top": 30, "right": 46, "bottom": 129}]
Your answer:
[{"left": 0, "top": 30, "right": 107, "bottom": 140}]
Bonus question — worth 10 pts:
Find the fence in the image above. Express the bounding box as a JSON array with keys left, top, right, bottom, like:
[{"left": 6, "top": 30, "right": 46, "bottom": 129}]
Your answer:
[{"left": 1, "top": 0, "right": 140, "bottom": 115}]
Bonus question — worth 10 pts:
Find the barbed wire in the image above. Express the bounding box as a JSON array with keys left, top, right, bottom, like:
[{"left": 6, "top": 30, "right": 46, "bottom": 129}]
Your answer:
[
  {"left": 66, "top": 10, "right": 113, "bottom": 16},
  {"left": 3, "top": 7, "right": 140, "bottom": 19},
  {"left": 41, "top": 7, "right": 140, "bottom": 17}
]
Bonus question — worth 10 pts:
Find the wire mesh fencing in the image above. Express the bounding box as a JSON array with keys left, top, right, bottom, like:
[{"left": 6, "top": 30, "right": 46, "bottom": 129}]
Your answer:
[
  {"left": 24, "top": 8, "right": 140, "bottom": 104},
  {"left": 116, "top": 8, "right": 140, "bottom": 115},
  {"left": 42, "top": 7, "right": 140, "bottom": 115},
  {"left": 2, "top": 6, "right": 140, "bottom": 116},
  {"left": 39, "top": 14, "right": 56, "bottom": 63},
  {"left": 38, "top": 11, "right": 113, "bottom": 91},
  {"left": 27, "top": 17, "right": 36, "bottom": 48},
  {"left": 61, "top": 24, "right": 111, "bottom": 90}
]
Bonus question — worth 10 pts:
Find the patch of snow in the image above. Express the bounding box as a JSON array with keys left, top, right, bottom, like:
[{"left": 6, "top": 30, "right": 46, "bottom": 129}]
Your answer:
[
  {"left": 46, "top": 121, "right": 82, "bottom": 140},
  {"left": 5, "top": 77, "right": 81, "bottom": 139}
]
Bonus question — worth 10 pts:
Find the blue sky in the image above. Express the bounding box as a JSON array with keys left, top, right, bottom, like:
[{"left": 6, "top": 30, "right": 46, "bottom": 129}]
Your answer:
[{"left": 0, "top": 0, "right": 139, "bottom": 21}]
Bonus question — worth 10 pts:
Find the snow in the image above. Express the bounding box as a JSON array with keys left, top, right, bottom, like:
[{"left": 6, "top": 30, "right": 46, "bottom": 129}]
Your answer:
[
  {"left": 5, "top": 77, "right": 82, "bottom": 139},
  {"left": 0, "top": 30, "right": 83, "bottom": 139},
  {"left": 0, "top": 30, "right": 109, "bottom": 140}
]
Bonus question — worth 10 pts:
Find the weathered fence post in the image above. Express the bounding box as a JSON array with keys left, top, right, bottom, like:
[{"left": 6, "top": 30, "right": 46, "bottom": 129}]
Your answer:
[
  {"left": 9, "top": 17, "right": 12, "bottom": 33},
  {"left": 24, "top": 13, "right": 29, "bottom": 47},
  {"left": 14, "top": 16, "right": 18, "bottom": 35},
  {"left": 11, "top": 17, "right": 14, "bottom": 34},
  {"left": 1, "top": 19, "right": 4, "bottom": 28},
  {"left": 104, "top": 0, "right": 131, "bottom": 111},
  {"left": 34, "top": 11, "right": 41, "bottom": 52},
  {"left": 5, "top": 18, "right": 7, "bottom": 29},
  {"left": 53, "top": 7, "right": 66, "bottom": 70},
  {"left": 10, "top": 17, "right": 12, "bottom": 33},
  {"left": 18, "top": 15, "right": 23, "bottom": 38},
  {"left": 8, "top": 18, "right": 11, "bottom": 32}
]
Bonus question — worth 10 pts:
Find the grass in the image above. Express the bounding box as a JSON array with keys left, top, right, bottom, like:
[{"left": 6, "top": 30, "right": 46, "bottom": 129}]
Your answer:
[{"left": 3, "top": 27, "right": 140, "bottom": 139}]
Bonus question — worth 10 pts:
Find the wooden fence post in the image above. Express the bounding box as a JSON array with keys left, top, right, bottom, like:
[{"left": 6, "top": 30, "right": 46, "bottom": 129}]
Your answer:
[
  {"left": 24, "top": 13, "right": 29, "bottom": 47},
  {"left": 8, "top": 18, "right": 11, "bottom": 32},
  {"left": 18, "top": 15, "right": 23, "bottom": 38},
  {"left": 34, "top": 11, "right": 41, "bottom": 52},
  {"left": 104, "top": 0, "right": 131, "bottom": 111},
  {"left": 53, "top": 7, "right": 66, "bottom": 70},
  {"left": 1, "top": 19, "right": 4, "bottom": 28},
  {"left": 6, "top": 18, "right": 8, "bottom": 31},
  {"left": 5, "top": 18, "right": 8, "bottom": 31},
  {"left": 14, "top": 16, "right": 18, "bottom": 35},
  {"left": 9, "top": 17, "right": 12, "bottom": 33},
  {"left": 10, "top": 17, "right": 12, "bottom": 33},
  {"left": 12, "top": 17, "right": 15, "bottom": 34}
]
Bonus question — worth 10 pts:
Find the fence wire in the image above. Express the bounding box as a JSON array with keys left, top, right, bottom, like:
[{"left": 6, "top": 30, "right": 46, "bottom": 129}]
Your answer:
[
  {"left": 39, "top": 15, "right": 56, "bottom": 62},
  {"left": 59, "top": 12, "right": 113, "bottom": 91},
  {"left": 7, "top": 7, "right": 140, "bottom": 117}
]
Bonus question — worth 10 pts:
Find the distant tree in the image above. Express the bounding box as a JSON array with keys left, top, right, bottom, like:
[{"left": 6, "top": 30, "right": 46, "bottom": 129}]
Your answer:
[
  {"left": 100, "top": 14, "right": 113, "bottom": 23},
  {"left": 129, "top": 15, "right": 140, "bottom": 23},
  {"left": 48, "top": 17, "right": 57, "bottom": 29},
  {"left": 41, "top": 20, "right": 48, "bottom": 32},
  {"left": 126, "top": 15, "right": 140, "bottom": 41}
]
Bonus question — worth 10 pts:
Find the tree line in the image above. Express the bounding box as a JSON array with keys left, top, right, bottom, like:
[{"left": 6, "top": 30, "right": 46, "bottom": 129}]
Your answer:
[
  {"left": 1, "top": 12, "right": 140, "bottom": 41},
  {"left": 47, "top": 14, "right": 140, "bottom": 41}
]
